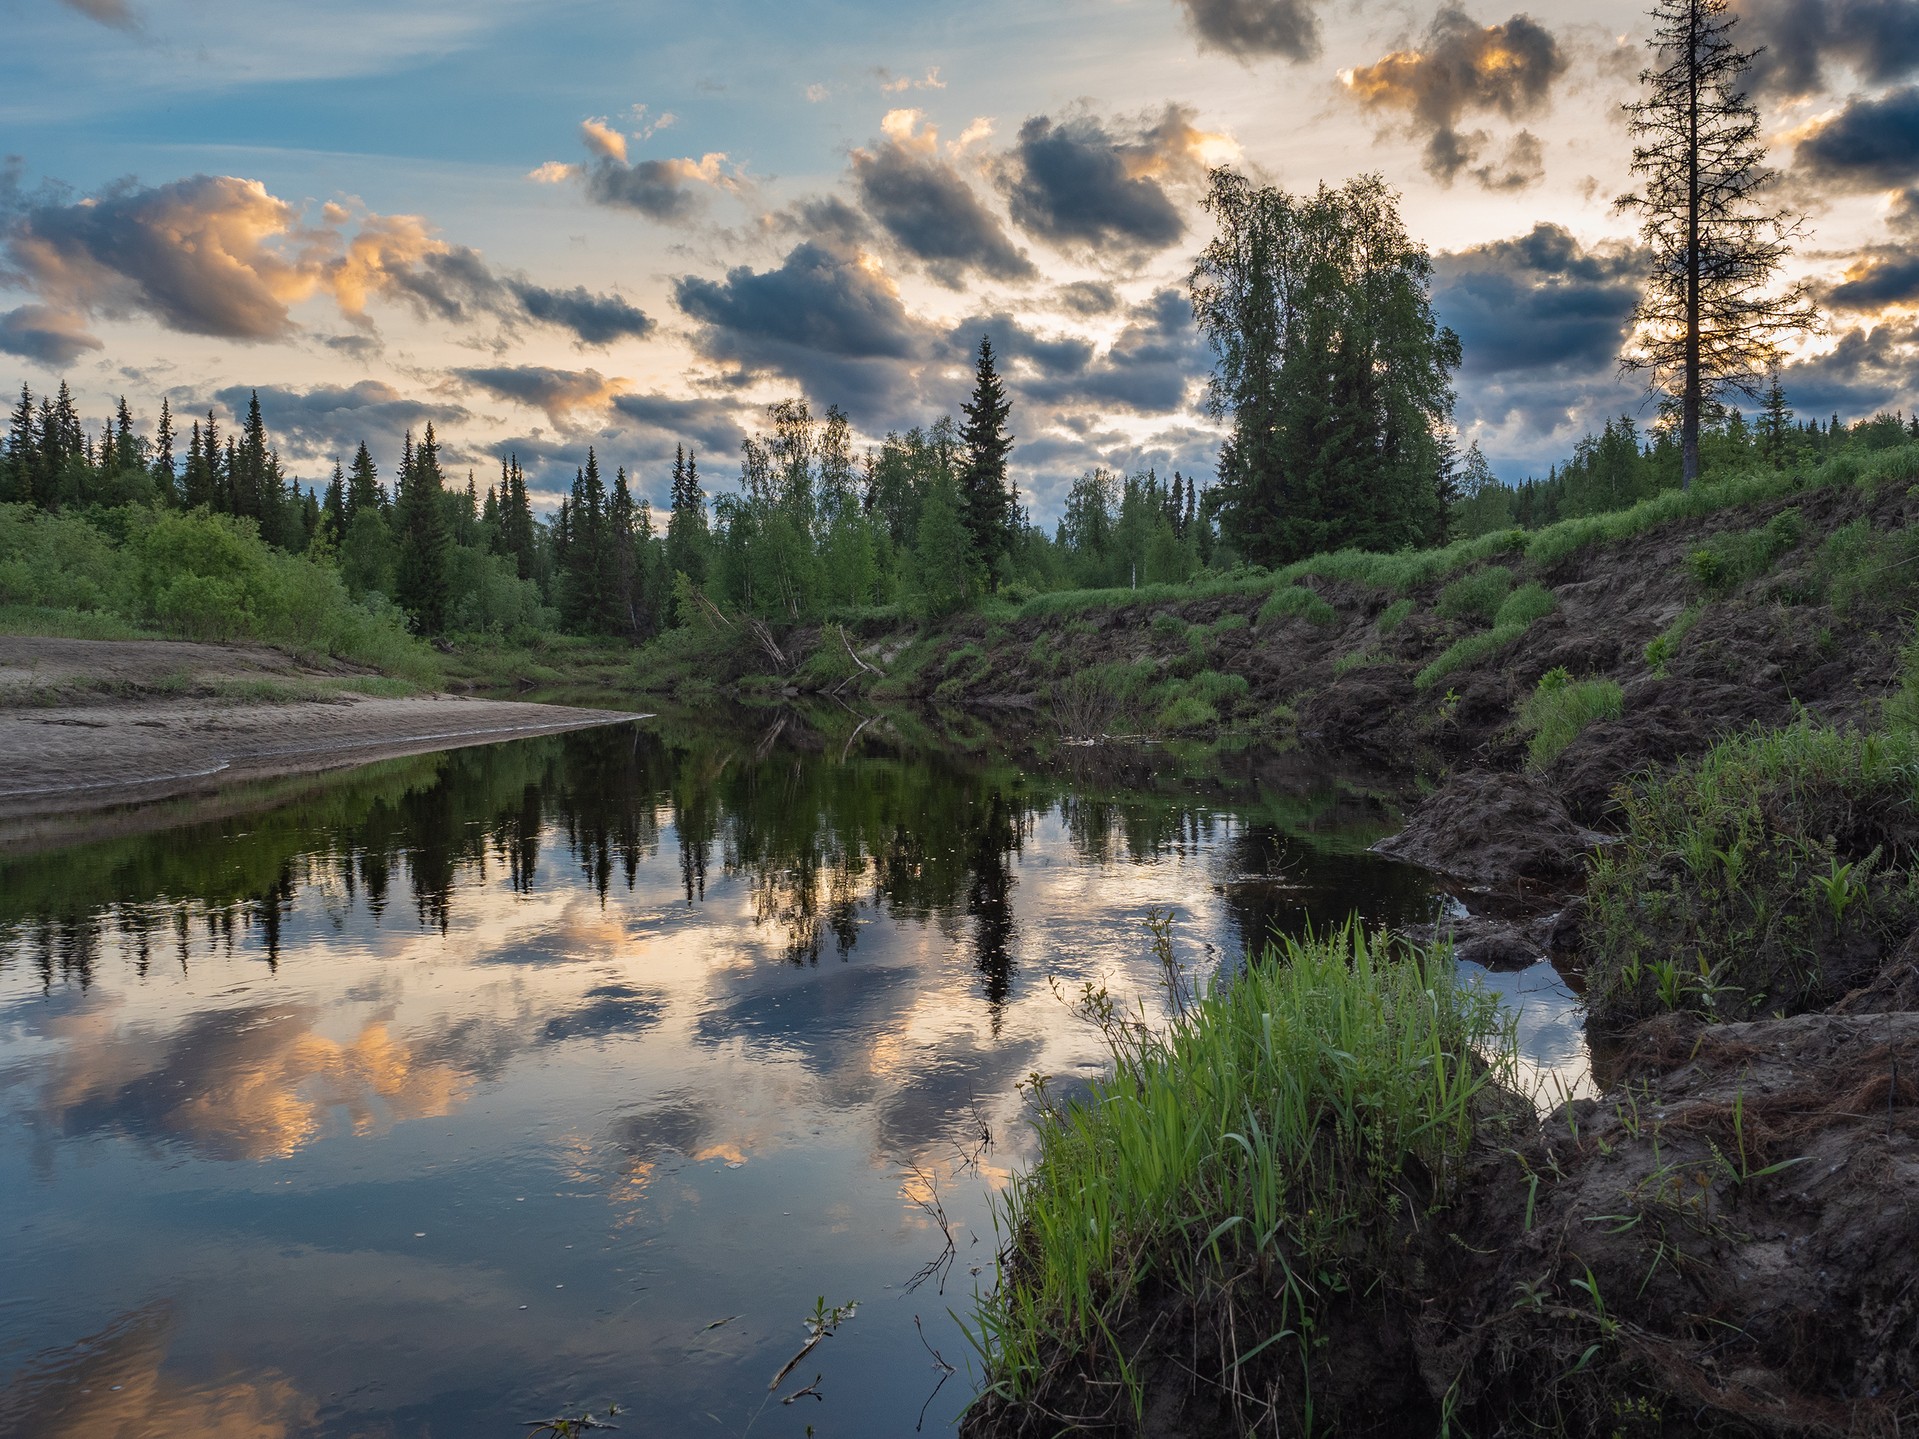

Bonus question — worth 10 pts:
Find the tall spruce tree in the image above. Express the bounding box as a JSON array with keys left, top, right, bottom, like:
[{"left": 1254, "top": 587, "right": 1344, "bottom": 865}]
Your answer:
[
  {"left": 345, "top": 442, "right": 381, "bottom": 523},
  {"left": 665, "top": 443, "right": 709, "bottom": 587},
  {"left": 1618, "top": 0, "right": 1818, "bottom": 489},
  {"left": 957, "top": 338, "right": 1015, "bottom": 584},
  {"left": 3, "top": 385, "right": 32, "bottom": 504},
  {"left": 393, "top": 425, "right": 452, "bottom": 634},
  {"left": 152, "top": 397, "right": 176, "bottom": 502}
]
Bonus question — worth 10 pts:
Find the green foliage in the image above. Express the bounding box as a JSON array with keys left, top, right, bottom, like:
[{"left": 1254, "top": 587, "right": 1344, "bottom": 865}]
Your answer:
[
  {"left": 1331, "top": 648, "right": 1386, "bottom": 676},
  {"left": 1194, "top": 171, "right": 1460, "bottom": 566},
  {"left": 1257, "top": 584, "right": 1336, "bottom": 626},
  {"left": 1518, "top": 668, "right": 1623, "bottom": 768},
  {"left": 1685, "top": 508, "right": 1802, "bottom": 595},
  {"left": 1809, "top": 516, "right": 1919, "bottom": 617},
  {"left": 912, "top": 475, "right": 977, "bottom": 620},
  {"left": 0, "top": 503, "right": 438, "bottom": 681},
  {"left": 1376, "top": 597, "right": 1416, "bottom": 632},
  {"left": 1152, "top": 668, "right": 1250, "bottom": 732},
  {"left": 1494, "top": 581, "right": 1557, "bottom": 628},
  {"left": 970, "top": 924, "right": 1514, "bottom": 1426},
  {"left": 1436, "top": 565, "right": 1515, "bottom": 622},
  {"left": 1643, "top": 603, "right": 1703, "bottom": 673},
  {"left": 1585, "top": 720, "right": 1919, "bottom": 1029},
  {"left": 1415, "top": 623, "right": 1529, "bottom": 690}
]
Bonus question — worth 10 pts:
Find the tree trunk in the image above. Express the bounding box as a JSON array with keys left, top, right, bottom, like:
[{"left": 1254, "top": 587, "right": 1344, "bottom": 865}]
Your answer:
[{"left": 1682, "top": 0, "right": 1703, "bottom": 491}]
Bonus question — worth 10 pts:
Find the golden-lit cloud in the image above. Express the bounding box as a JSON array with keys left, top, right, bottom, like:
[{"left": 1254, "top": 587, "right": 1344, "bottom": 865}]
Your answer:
[
  {"left": 1343, "top": 6, "right": 1566, "bottom": 189},
  {"left": 0, "top": 173, "right": 653, "bottom": 356}
]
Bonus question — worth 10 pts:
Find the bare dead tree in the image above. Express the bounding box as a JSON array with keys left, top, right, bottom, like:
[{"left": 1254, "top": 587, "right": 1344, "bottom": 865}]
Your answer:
[{"left": 1617, "top": 0, "right": 1819, "bottom": 490}]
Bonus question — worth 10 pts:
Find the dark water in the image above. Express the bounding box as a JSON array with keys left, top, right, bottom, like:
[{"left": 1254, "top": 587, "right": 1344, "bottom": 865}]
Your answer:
[{"left": 0, "top": 718, "right": 1589, "bottom": 1438}]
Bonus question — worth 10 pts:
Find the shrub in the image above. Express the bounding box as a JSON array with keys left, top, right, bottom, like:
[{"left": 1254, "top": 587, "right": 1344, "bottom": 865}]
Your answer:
[
  {"left": 0, "top": 504, "right": 124, "bottom": 611},
  {"left": 1810, "top": 517, "right": 1919, "bottom": 617},
  {"left": 1258, "top": 584, "right": 1336, "bottom": 626},
  {"left": 1435, "top": 565, "right": 1514, "bottom": 623},
  {"left": 1493, "top": 581, "right": 1556, "bottom": 628},
  {"left": 1584, "top": 720, "right": 1919, "bottom": 1030},
  {"left": 1415, "top": 623, "right": 1528, "bottom": 689},
  {"left": 1518, "top": 668, "right": 1623, "bottom": 768},
  {"left": 1643, "top": 603, "right": 1703, "bottom": 673},
  {"left": 1376, "top": 597, "right": 1415, "bottom": 633},
  {"left": 1149, "top": 610, "right": 1188, "bottom": 635},
  {"left": 969, "top": 924, "right": 1514, "bottom": 1430},
  {"left": 1685, "top": 508, "right": 1802, "bottom": 596},
  {"left": 1331, "top": 648, "right": 1386, "bottom": 676}
]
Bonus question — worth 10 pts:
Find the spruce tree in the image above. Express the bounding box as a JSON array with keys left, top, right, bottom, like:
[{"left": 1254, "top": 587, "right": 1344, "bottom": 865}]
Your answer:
[
  {"left": 1759, "top": 368, "right": 1794, "bottom": 470},
  {"left": 609, "top": 466, "right": 640, "bottom": 636},
  {"left": 152, "top": 397, "right": 176, "bottom": 502},
  {"left": 345, "top": 442, "right": 381, "bottom": 523},
  {"left": 2, "top": 385, "right": 32, "bottom": 504},
  {"left": 957, "top": 337, "right": 1015, "bottom": 584},
  {"left": 393, "top": 426, "right": 452, "bottom": 634},
  {"left": 321, "top": 461, "right": 347, "bottom": 550},
  {"left": 1619, "top": 0, "right": 1818, "bottom": 489},
  {"left": 502, "top": 456, "right": 536, "bottom": 582},
  {"left": 183, "top": 422, "right": 212, "bottom": 509},
  {"left": 665, "top": 443, "right": 709, "bottom": 587}
]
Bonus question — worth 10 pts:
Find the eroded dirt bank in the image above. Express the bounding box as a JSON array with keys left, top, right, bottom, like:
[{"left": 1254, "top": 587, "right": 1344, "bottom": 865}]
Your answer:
[{"left": 0, "top": 636, "right": 639, "bottom": 851}]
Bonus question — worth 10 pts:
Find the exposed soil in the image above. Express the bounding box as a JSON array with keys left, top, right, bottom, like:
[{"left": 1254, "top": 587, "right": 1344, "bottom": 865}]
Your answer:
[
  {"left": 952, "top": 473, "right": 1919, "bottom": 1436},
  {"left": 0, "top": 636, "right": 640, "bottom": 852}
]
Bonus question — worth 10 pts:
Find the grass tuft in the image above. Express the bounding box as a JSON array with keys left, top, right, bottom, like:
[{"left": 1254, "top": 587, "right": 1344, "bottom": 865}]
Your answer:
[
  {"left": 969, "top": 923, "right": 1515, "bottom": 1430},
  {"left": 1518, "top": 668, "right": 1623, "bottom": 768}
]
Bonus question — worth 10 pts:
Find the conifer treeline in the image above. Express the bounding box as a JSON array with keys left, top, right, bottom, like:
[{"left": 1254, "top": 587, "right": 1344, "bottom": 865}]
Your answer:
[{"left": 1, "top": 338, "right": 1220, "bottom": 641}]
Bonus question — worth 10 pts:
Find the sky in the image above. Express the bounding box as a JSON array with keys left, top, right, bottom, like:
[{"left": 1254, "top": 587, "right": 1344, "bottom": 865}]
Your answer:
[{"left": 1, "top": 0, "right": 1916, "bottom": 521}]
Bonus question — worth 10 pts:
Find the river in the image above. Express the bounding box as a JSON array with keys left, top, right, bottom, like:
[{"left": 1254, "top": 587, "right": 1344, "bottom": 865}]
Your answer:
[{"left": 0, "top": 714, "right": 1589, "bottom": 1437}]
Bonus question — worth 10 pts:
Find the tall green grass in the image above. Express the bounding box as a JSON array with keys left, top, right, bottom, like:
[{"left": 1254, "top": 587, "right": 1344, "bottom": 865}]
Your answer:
[
  {"left": 970, "top": 924, "right": 1515, "bottom": 1428},
  {"left": 1585, "top": 719, "right": 1919, "bottom": 1029},
  {"left": 1258, "top": 584, "right": 1336, "bottom": 626},
  {"left": 1518, "top": 668, "right": 1623, "bottom": 768}
]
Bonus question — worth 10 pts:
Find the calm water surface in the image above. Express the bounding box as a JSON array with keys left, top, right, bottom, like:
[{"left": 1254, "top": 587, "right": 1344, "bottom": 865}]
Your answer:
[{"left": 0, "top": 719, "right": 1589, "bottom": 1438}]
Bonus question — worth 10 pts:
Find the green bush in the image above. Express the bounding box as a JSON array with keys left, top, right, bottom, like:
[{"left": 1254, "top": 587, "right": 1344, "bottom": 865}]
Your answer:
[
  {"left": 1258, "top": 584, "right": 1336, "bottom": 626},
  {"left": 1149, "top": 610, "right": 1188, "bottom": 635},
  {"left": 1376, "top": 597, "right": 1415, "bottom": 633},
  {"left": 1493, "top": 581, "right": 1556, "bottom": 628},
  {"left": 1810, "top": 517, "right": 1919, "bottom": 617},
  {"left": 1518, "top": 667, "right": 1623, "bottom": 768},
  {"left": 969, "top": 924, "right": 1513, "bottom": 1428},
  {"left": 1415, "top": 623, "right": 1528, "bottom": 689},
  {"left": 1435, "top": 565, "right": 1514, "bottom": 623},
  {"left": 1643, "top": 603, "right": 1703, "bottom": 672},
  {"left": 1585, "top": 720, "right": 1919, "bottom": 1030},
  {"left": 1684, "top": 508, "right": 1802, "bottom": 596}
]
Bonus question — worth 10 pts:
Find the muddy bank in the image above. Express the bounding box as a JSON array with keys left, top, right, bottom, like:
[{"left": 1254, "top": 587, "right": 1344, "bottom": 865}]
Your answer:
[{"left": 0, "top": 636, "right": 640, "bottom": 851}]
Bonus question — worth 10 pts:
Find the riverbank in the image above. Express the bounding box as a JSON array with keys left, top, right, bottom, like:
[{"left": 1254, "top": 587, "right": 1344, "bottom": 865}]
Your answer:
[{"left": 0, "top": 635, "right": 640, "bottom": 851}]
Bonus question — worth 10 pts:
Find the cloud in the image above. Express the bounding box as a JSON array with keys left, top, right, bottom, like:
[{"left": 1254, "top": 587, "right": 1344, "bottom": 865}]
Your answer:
[
  {"left": 1343, "top": 7, "right": 1567, "bottom": 188},
  {"left": 850, "top": 111, "right": 1035, "bottom": 287},
  {"left": 1778, "top": 318, "right": 1919, "bottom": 417},
  {"left": 963, "top": 287, "right": 1206, "bottom": 416},
  {"left": 673, "top": 241, "right": 930, "bottom": 408},
  {"left": 533, "top": 119, "right": 738, "bottom": 223},
  {"left": 875, "top": 65, "right": 946, "bottom": 93},
  {"left": 608, "top": 392, "right": 749, "bottom": 456},
  {"left": 0, "top": 171, "right": 652, "bottom": 351},
  {"left": 1792, "top": 85, "right": 1919, "bottom": 190},
  {"left": 1000, "top": 105, "right": 1222, "bottom": 255},
  {"left": 1433, "top": 223, "right": 1643, "bottom": 445},
  {"left": 1824, "top": 245, "right": 1919, "bottom": 309},
  {"left": 1054, "top": 281, "right": 1120, "bottom": 315},
  {"left": 58, "top": 0, "right": 137, "bottom": 29},
  {"left": 1737, "top": 0, "right": 1919, "bottom": 100},
  {"left": 0, "top": 303, "right": 104, "bottom": 364},
  {"left": 1173, "top": 0, "right": 1321, "bottom": 62},
  {"left": 454, "top": 365, "right": 630, "bottom": 425},
  {"left": 210, "top": 380, "right": 470, "bottom": 467}
]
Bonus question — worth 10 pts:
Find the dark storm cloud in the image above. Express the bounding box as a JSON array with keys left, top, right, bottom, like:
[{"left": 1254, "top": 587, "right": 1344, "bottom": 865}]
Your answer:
[
  {"left": 1000, "top": 108, "right": 1201, "bottom": 254},
  {"left": 1825, "top": 247, "right": 1919, "bottom": 309},
  {"left": 1778, "top": 319, "right": 1919, "bottom": 417},
  {"left": 211, "top": 380, "right": 470, "bottom": 467},
  {"left": 672, "top": 241, "right": 930, "bottom": 410},
  {"left": 452, "top": 365, "right": 627, "bottom": 424},
  {"left": 0, "top": 303, "right": 103, "bottom": 365},
  {"left": 765, "top": 195, "right": 873, "bottom": 249},
  {"left": 1737, "top": 0, "right": 1919, "bottom": 99},
  {"left": 513, "top": 282, "right": 653, "bottom": 344},
  {"left": 1433, "top": 223, "right": 1643, "bottom": 440},
  {"left": 1344, "top": 7, "right": 1567, "bottom": 189},
  {"left": 385, "top": 247, "right": 653, "bottom": 347},
  {"left": 1793, "top": 85, "right": 1919, "bottom": 189},
  {"left": 608, "top": 392, "right": 748, "bottom": 456},
  {"left": 1174, "top": 0, "right": 1322, "bottom": 62},
  {"left": 962, "top": 288, "right": 1205, "bottom": 416},
  {"left": 583, "top": 158, "right": 715, "bottom": 222},
  {"left": 1055, "top": 281, "right": 1120, "bottom": 315},
  {"left": 850, "top": 133, "right": 1035, "bottom": 286}
]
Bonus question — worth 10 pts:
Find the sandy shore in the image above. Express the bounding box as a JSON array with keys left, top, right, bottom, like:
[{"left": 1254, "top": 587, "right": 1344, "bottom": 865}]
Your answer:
[{"left": 0, "top": 636, "right": 641, "bottom": 847}]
